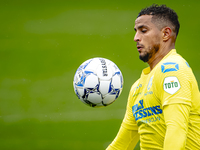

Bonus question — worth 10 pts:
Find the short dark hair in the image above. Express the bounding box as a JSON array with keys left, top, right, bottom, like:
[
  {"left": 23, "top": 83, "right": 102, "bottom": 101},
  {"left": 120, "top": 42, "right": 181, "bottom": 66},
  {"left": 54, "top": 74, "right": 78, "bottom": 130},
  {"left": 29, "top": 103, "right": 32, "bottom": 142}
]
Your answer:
[{"left": 138, "top": 4, "right": 180, "bottom": 37}]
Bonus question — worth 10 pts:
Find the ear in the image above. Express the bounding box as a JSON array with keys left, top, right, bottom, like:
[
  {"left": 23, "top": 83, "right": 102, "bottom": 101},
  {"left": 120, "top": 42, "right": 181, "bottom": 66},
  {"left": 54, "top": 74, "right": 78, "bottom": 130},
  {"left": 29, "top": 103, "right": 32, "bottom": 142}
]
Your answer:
[{"left": 162, "top": 27, "right": 172, "bottom": 42}]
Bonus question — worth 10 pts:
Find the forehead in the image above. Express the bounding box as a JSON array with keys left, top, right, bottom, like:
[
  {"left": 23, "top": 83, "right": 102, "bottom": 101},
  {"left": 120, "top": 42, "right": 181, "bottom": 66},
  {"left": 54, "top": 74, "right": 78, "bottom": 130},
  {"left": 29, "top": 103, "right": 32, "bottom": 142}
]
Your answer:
[{"left": 134, "top": 15, "right": 155, "bottom": 28}]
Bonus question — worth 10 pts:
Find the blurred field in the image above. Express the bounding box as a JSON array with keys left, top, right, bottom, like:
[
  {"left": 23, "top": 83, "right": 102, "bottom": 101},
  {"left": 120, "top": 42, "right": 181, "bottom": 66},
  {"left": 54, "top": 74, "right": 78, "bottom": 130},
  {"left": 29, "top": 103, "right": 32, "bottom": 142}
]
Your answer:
[{"left": 0, "top": 0, "right": 200, "bottom": 150}]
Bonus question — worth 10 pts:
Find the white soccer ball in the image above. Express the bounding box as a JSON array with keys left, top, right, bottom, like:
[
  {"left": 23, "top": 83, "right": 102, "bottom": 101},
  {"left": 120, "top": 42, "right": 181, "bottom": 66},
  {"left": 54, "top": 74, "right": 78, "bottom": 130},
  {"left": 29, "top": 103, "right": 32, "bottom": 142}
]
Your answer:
[{"left": 73, "top": 57, "right": 123, "bottom": 108}]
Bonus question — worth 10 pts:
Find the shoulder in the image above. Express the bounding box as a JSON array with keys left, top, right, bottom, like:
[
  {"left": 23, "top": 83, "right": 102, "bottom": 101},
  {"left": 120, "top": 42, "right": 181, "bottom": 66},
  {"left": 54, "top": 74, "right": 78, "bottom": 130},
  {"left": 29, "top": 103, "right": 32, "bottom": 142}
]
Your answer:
[
  {"left": 157, "top": 51, "right": 192, "bottom": 76},
  {"left": 152, "top": 52, "right": 194, "bottom": 104},
  {"left": 153, "top": 52, "right": 193, "bottom": 92}
]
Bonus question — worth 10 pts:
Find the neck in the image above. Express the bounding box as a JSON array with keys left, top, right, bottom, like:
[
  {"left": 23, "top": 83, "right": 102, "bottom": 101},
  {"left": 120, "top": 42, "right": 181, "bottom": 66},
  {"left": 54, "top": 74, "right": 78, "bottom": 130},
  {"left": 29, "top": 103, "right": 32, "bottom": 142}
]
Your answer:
[{"left": 148, "top": 43, "right": 175, "bottom": 70}]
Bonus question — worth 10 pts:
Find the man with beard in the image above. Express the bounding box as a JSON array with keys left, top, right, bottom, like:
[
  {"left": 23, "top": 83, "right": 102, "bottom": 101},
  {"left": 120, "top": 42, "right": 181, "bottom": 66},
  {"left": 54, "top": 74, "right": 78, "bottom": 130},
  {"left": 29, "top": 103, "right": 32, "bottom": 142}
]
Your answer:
[{"left": 106, "top": 4, "right": 200, "bottom": 150}]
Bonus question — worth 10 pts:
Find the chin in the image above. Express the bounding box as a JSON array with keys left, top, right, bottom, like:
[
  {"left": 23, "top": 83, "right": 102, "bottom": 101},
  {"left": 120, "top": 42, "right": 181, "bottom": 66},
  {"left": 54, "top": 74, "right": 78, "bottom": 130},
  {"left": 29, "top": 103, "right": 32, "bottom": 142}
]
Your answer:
[{"left": 139, "top": 53, "right": 149, "bottom": 62}]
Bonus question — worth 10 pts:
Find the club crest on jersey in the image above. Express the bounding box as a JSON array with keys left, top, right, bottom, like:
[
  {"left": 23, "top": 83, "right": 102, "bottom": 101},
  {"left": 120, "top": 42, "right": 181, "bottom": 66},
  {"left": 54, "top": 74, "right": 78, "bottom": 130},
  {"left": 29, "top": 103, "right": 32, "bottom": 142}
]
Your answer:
[
  {"left": 163, "top": 76, "right": 181, "bottom": 94},
  {"left": 147, "top": 76, "right": 153, "bottom": 91}
]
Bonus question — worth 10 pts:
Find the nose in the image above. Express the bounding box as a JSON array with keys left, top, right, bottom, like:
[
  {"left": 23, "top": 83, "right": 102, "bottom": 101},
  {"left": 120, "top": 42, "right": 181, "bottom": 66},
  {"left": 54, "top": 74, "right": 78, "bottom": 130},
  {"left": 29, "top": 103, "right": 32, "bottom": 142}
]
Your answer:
[{"left": 134, "top": 32, "right": 140, "bottom": 42}]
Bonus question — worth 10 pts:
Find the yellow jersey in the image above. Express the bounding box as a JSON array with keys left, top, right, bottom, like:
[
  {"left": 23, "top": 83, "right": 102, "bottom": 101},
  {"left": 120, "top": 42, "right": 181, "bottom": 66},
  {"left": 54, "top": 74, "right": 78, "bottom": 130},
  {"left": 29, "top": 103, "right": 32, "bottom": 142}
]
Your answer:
[{"left": 107, "top": 49, "right": 200, "bottom": 150}]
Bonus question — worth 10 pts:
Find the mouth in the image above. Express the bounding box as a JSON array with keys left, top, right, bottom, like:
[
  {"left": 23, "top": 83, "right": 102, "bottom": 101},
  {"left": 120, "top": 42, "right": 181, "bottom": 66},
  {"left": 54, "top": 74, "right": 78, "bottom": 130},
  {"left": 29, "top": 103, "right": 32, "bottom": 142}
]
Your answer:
[{"left": 136, "top": 44, "right": 144, "bottom": 52}]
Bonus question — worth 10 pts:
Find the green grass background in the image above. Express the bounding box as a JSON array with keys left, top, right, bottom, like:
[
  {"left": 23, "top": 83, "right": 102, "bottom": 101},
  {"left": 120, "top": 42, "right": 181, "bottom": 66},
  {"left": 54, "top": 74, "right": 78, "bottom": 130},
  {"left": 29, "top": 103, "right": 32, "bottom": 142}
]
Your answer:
[{"left": 0, "top": 0, "right": 200, "bottom": 149}]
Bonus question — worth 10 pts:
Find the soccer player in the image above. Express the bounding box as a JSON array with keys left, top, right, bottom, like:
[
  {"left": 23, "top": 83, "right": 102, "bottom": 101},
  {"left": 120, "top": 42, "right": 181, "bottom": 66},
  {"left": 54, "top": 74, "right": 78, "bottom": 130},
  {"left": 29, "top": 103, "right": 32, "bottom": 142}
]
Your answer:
[{"left": 106, "top": 4, "right": 200, "bottom": 150}]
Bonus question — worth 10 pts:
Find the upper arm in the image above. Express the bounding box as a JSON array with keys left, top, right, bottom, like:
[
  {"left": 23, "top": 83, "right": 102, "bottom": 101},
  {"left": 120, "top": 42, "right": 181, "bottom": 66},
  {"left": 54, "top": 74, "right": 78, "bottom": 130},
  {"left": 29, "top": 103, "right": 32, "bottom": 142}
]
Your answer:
[
  {"left": 106, "top": 82, "right": 140, "bottom": 150},
  {"left": 163, "top": 104, "right": 190, "bottom": 128},
  {"left": 122, "top": 82, "right": 139, "bottom": 130},
  {"left": 163, "top": 104, "right": 191, "bottom": 149}
]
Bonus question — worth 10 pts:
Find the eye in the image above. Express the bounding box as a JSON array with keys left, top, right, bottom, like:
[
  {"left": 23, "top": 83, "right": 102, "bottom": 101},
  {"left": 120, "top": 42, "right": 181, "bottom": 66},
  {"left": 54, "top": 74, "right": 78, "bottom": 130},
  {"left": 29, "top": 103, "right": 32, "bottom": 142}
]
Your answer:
[{"left": 141, "top": 29, "right": 147, "bottom": 33}]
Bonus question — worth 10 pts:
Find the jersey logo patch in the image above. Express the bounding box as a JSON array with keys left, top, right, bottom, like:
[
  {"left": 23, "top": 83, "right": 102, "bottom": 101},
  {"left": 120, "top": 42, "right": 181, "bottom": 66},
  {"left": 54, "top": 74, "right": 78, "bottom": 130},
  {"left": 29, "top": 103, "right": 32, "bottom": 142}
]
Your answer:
[
  {"left": 161, "top": 62, "right": 179, "bottom": 73},
  {"left": 163, "top": 76, "right": 181, "bottom": 94}
]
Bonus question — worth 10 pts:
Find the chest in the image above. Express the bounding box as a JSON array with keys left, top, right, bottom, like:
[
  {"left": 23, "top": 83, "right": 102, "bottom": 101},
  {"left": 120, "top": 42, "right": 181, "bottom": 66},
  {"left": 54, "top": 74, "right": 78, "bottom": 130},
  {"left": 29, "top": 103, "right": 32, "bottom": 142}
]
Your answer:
[{"left": 131, "top": 75, "right": 163, "bottom": 122}]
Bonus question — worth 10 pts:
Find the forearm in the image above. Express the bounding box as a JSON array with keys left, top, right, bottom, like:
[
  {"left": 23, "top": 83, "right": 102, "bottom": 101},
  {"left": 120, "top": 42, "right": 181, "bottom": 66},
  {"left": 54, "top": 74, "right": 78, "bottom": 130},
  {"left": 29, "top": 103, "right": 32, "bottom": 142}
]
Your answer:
[
  {"left": 106, "top": 125, "right": 139, "bottom": 150},
  {"left": 163, "top": 104, "right": 190, "bottom": 150}
]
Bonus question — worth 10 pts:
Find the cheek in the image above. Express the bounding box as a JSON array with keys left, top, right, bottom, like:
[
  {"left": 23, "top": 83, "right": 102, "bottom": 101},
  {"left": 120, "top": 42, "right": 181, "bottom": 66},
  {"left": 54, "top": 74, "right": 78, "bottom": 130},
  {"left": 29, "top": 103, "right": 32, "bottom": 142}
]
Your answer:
[
  {"left": 142, "top": 32, "right": 161, "bottom": 49},
  {"left": 149, "top": 34, "right": 161, "bottom": 46},
  {"left": 144, "top": 37, "right": 160, "bottom": 52},
  {"left": 144, "top": 38, "right": 156, "bottom": 49}
]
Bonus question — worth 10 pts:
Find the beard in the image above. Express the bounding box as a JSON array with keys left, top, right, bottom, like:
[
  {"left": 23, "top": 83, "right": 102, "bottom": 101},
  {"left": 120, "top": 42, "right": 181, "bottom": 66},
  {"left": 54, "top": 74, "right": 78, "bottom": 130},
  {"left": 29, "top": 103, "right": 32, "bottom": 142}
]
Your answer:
[
  {"left": 139, "top": 45, "right": 159, "bottom": 62},
  {"left": 139, "top": 51, "right": 151, "bottom": 62}
]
